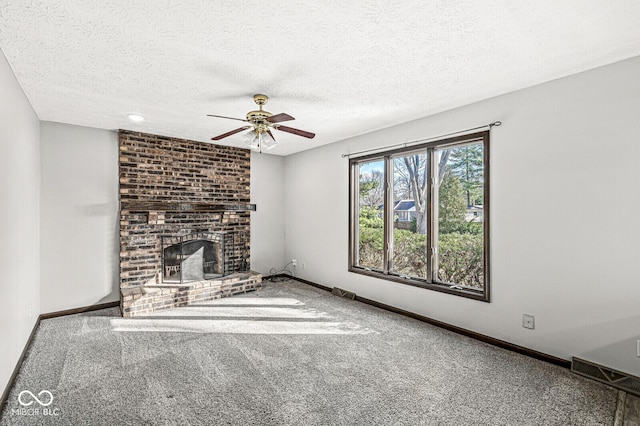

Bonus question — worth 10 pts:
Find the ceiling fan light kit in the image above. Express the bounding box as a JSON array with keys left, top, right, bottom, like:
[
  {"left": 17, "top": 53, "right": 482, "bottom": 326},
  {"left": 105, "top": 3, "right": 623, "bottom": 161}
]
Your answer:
[
  {"left": 208, "top": 94, "right": 315, "bottom": 152},
  {"left": 242, "top": 129, "right": 276, "bottom": 151}
]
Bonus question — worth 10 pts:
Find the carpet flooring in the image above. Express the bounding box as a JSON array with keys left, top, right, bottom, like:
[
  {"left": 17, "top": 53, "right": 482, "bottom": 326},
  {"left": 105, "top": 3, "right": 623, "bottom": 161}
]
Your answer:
[{"left": 0, "top": 279, "right": 622, "bottom": 425}]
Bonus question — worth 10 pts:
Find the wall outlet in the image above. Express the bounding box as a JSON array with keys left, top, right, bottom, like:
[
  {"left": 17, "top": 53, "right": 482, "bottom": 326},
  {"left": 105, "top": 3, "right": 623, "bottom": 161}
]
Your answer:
[
  {"left": 302, "top": 262, "right": 305, "bottom": 269},
  {"left": 523, "top": 314, "right": 535, "bottom": 330},
  {"left": 292, "top": 258, "right": 297, "bottom": 267}
]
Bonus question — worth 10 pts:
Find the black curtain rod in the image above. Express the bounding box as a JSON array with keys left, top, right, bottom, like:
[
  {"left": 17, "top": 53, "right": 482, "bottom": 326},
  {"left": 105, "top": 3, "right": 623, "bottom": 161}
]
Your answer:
[{"left": 341, "top": 121, "right": 502, "bottom": 158}]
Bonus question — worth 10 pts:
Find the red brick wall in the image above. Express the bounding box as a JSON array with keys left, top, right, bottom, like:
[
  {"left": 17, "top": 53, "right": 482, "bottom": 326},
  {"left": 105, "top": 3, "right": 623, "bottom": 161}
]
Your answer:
[{"left": 119, "top": 130, "right": 251, "bottom": 288}]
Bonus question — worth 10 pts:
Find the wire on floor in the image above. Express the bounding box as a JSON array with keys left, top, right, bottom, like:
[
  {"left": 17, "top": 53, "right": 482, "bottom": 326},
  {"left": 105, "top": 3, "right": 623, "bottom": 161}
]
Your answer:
[{"left": 267, "top": 261, "right": 295, "bottom": 281}]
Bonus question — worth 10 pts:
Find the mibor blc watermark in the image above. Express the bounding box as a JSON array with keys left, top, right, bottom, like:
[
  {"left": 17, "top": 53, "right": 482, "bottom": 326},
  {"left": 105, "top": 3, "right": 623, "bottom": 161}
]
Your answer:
[{"left": 11, "top": 390, "right": 61, "bottom": 417}]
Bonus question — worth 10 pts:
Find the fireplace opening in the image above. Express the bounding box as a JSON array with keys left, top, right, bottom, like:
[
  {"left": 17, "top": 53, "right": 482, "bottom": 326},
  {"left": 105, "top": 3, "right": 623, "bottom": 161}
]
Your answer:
[{"left": 161, "top": 232, "right": 234, "bottom": 283}]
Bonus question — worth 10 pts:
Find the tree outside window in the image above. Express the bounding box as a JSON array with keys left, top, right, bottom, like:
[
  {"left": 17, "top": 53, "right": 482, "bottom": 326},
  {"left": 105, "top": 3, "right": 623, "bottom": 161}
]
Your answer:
[{"left": 349, "top": 131, "right": 490, "bottom": 301}]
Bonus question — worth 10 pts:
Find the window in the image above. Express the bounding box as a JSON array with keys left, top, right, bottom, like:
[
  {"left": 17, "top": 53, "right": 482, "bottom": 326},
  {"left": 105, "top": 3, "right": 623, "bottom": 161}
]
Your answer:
[{"left": 349, "top": 131, "right": 490, "bottom": 301}]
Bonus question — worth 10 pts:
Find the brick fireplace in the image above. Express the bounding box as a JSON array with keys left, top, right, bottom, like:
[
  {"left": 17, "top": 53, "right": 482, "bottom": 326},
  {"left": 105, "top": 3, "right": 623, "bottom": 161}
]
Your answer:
[{"left": 119, "top": 130, "right": 261, "bottom": 317}]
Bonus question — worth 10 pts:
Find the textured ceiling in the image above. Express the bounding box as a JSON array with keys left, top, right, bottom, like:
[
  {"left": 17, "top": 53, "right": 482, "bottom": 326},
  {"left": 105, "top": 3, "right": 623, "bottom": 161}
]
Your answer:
[{"left": 1, "top": 1, "right": 640, "bottom": 156}]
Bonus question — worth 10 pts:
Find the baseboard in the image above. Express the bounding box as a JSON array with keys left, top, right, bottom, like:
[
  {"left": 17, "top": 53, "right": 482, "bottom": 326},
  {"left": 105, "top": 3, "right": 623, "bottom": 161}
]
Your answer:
[
  {"left": 0, "top": 300, "right": 121, "bottom": 416},
  {"left": 288, "top": 275, "right": 332, "bottom": 292},
  {"left": 0, "top": 316, "right": 40, "bottom": 416},
  {"left": 356, "top": 294, "right": 570, "bottom": 368},
  {"left": 40, "top": 300, "right": 120, "bottom": 320},
  {"left": 288, "top": 276, "right": 571, "bottom": 369},
  {"left": 264, "top": 273, "right": 333, "bottom": 291}
]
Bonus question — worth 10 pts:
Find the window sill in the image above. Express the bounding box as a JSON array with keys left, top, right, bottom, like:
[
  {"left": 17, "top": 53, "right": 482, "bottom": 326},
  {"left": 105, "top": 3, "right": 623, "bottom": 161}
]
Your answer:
[{"left": 348, "top": 267, "right": 489, "bottom": 302}]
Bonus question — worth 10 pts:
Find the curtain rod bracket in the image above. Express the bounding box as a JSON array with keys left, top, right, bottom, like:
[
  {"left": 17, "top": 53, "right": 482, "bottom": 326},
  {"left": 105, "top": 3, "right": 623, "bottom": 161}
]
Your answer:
[{"left": 342, "top": 120, "right": 502, "bottom": 159}]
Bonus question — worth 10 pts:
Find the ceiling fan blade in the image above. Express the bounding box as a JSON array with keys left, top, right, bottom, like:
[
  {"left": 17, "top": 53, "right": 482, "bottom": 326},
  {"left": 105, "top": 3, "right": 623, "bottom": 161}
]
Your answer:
[
  {"left": 211, "top": 127, "right": 250, "bottom": 141},
  {"left": 267, "top": 113, "right": 295, "bottom": 123},
  {"left": 266, "top": 130, "right": 276, "bottom": 141},
  {"left": 207, "top": 114, "right": 249, "bottom": 123},
  {"left": 275, "top": 125, "right": 315, "bottom": 139}
]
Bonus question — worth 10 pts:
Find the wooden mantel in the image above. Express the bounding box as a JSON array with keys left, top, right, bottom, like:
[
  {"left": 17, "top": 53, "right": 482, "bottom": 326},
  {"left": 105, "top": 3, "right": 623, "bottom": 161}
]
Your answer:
[{"left": 120, "top": 201, "right": 257, "bottom": 213}]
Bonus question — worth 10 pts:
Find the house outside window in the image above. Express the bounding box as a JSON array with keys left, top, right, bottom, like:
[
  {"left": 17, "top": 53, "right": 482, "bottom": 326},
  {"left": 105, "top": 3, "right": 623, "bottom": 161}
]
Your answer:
[{"left": 349, "top": 131, "right": 490, "bottom": 301}]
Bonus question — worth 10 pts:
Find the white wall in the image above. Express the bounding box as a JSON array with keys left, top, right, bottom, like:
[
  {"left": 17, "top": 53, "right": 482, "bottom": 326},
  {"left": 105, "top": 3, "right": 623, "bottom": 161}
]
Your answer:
[
  {"left": 284, "top": 55, "right": 640, "bottom": 376},
  {"left": 0, "top": 49, "right": 40, "bottom": 395},
  {"left": 40, "top": 122, "right": 119, "bottom": 312},
  {"left": 250, "top": 152, "right": 286, "bottom": 275},
  {"left": 38, "top": 124, "right": 286, "bottom": 313}
]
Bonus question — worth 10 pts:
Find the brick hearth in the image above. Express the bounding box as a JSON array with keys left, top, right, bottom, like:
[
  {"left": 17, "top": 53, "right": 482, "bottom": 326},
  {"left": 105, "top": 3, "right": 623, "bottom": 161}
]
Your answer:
[{"left": 121, "top": 272, "right": 262, "bottom": 317}]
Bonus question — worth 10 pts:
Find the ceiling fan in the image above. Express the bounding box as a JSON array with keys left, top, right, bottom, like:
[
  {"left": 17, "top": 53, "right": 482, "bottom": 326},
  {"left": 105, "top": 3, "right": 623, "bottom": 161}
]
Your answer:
[{"left": 208, "top": 94, "right": 315, "bottom": 151}]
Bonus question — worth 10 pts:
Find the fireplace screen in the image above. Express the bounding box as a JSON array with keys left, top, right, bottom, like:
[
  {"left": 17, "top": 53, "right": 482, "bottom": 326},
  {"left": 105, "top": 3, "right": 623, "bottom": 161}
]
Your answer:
[{"left": 161, "top": 232, "right": 234, "bottom": 283}]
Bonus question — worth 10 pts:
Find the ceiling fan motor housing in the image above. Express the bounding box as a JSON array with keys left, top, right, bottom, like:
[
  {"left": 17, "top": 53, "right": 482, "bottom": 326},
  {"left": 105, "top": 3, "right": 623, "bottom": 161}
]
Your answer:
[
  {"left": 246, "top": 110, "right": 272, "bottom": 123},
  {"left": 247, "top": 94, "right": 272, "bottom": 128}
]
